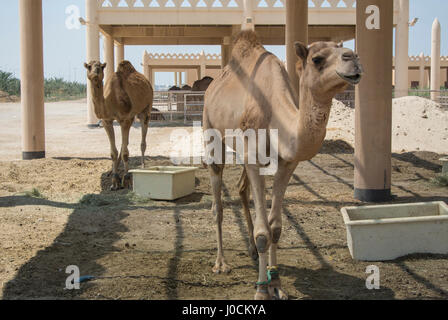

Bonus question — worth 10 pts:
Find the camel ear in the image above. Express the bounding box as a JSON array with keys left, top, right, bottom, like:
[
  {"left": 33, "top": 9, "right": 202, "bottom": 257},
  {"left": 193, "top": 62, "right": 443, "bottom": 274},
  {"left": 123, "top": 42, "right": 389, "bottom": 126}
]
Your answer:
[
  {"left": 101, "top": 63, "right": 107, "bottom": 70},
  {"left": 294, "top": 42, "right": 309, "bottom": 62},
  {"left": 84, "top": 63, "right": 91, "bottom": 70}
]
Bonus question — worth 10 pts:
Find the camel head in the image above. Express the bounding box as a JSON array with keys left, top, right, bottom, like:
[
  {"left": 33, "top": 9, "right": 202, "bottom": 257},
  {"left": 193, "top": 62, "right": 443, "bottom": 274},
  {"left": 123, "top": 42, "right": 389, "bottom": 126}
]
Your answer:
[
  {"left": 84, "top": 61, "right": 106, "bottom": 83},
  {"left": 294, "top": 41, "right": 363, "bottom": 99}
]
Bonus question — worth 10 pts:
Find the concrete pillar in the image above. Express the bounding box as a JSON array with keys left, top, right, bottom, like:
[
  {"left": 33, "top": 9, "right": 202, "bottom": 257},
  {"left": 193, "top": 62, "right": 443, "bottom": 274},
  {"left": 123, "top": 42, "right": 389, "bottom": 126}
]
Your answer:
[
  {"left": 285, "top": 0, "right": 308, "bottom": 95},
  {"left": 150, "top": 66, "right": 154, "bottom": 87},
  {"left": 19, "top": 0, "right": 45, "bottom": 160},
  {"left": 221, "top": 36, "right": 232, "bottom": 68},
  {"left": 115, "top": 42, "right": 124, "bottom": 69},
  {"left": 395, "top": 0, "right": 409, "bottom": 98},
  {"left": 419, "top": 52, "right": 426, "bottom": 89},
  {"left": 242, "top": 0, "right": 255, "bottom": 31},
  {"left": 103, "top": 34, "right": 115, "bottom": 81},
  {"left": 354, "top": 0, "right": 393, "bottom": 202},
  {"left": 174, "top": 72, "right": 178, "bottom": 86},
  {"left": 199, "top": 51, "right": 206, "bottom": 79},
  {"left": 86, "top": 0, "right": 100, "bottom": 127},
  {"left": 431, "top": 18, "right": 441, "bottom": 101},
  {"left": 178, "top": 72, "right": 183, "bottom": 86}
]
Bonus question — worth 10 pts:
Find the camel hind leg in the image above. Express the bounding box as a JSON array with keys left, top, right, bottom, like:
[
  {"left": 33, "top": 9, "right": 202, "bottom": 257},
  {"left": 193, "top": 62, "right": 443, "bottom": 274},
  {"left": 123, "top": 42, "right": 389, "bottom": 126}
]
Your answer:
[
  {"left": 119, "top": 119, "right": 133, "bottom": 189},
  {"left": 209, "top": 163, "right": 231, "bottom": 274},
  {"left": 138, "top": 107, "right": 150, "bottom": 168},
  {"left": 238, "top": 168, "right": 258, "bottom": 261}
]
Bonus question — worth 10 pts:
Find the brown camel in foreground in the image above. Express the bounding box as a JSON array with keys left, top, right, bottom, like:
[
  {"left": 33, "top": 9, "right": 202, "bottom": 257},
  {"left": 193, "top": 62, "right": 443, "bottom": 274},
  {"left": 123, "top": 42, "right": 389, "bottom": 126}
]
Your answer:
[
  {"left": 84, "top": 60, "right": 154, "bottom": 190},
  {"left": 203, "top": 31, "right": 363, "bottom": 300}
]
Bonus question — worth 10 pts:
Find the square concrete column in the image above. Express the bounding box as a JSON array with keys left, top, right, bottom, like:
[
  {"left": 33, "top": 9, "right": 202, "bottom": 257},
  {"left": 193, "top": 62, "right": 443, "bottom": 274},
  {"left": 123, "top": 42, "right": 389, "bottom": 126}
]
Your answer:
[
  {"left": 419, "top": 53, "right": 426, "bottom": 89},
  {"left": 221, "top": 36, "right": 232, "bottom": 68},
  {"left": 242, "top": 0, "right": 255, "bottom": 31},
  {"left": 285, "top": 0, "right": 308, "bottom": 95},
  {"left": 199, "top": 51, "right": 206, "bottom": 80},
  {"left": 431, "top": 18, "right": 441, "bottom": 101},
  {"left": 143, "top": 65, "right": 152, "bottom": 83},
  {"left": 178, "top": 72, "right": 183, "bottom": 86},
  {"left": 103, "top": 34, "right": 115, "bottom": 81},
  {"left": 19, "top": 0, "right": 45, "bottom": 160},
  {"left": 394, "top": 0, "right": 409, "bottom": 98},
  {"left": 86, "top": 0, "right": 100, "bottom": 127},
  {"left": 355, "top": 0, "right": 393, "bottom": 202},
  {"left": 115, "top": 41, "right": 125, "bottom": 69}
]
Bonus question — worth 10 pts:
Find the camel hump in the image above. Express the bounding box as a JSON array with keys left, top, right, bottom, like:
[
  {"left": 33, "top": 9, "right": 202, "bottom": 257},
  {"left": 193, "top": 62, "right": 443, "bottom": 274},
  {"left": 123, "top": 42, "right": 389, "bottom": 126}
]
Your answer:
[
  {"left": 117, "top": 60, "right": 137, "bottom": 78},
  {"left": 232, "top": 30, "right": 263, "bottom": 59}
]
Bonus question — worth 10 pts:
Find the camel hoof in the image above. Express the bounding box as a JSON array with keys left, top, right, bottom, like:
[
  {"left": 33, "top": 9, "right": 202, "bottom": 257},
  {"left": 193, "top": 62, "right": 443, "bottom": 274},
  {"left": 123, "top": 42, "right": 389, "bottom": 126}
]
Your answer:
[
  {"left": 212, "top": 261, "right": 231, "bottom": 274},
  {"left": 254, "top": 288, "right": 271, "bottom": 300},
  {"left": 271, "top": 287, "right": 288, "bottom": 300},
  {"left": 122, "top": 173, "right": 132, "bottom": 189},
  {"left": 268, "top": 278, "right": 288, "bottom": 300}
]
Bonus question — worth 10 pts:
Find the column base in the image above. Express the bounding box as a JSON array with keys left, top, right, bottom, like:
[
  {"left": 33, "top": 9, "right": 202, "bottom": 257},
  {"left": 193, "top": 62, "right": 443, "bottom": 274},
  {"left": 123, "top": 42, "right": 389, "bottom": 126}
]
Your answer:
[
  {"left": 23, "top": 151, "right": 45, "bottom": 160},
  {"left": 354, "top": 188, "right": 392, "bottom": 203}
]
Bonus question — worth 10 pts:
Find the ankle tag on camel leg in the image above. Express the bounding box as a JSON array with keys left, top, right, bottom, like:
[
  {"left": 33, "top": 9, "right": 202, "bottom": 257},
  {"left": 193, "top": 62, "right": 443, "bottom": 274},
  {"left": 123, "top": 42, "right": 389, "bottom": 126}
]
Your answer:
[
  {"left": 267, "top": 266, "right": 279, "bottom": 280},
  {"left": 256, "top": 269, "right": 273, "bottom": 287}
]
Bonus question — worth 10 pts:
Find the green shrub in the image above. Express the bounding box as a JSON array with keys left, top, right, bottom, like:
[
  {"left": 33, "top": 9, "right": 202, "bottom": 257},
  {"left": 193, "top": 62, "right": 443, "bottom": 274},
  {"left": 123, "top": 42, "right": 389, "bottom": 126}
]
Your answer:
[
  {"left": 0, "top": 70, "right": 87, "bottom": 101},
  {"left": 431, "top": 174, "right": 448, "bottom": 187}
]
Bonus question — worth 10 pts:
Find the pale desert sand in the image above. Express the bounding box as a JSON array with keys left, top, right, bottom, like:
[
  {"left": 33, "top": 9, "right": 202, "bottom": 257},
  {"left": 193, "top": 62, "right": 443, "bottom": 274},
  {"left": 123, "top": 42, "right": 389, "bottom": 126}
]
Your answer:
[
  {"left": 0, "top": 96, "right": 446, "bottom": 161},
  {"left": 327, "top": 96, "right": 448, "bottom": 154}
]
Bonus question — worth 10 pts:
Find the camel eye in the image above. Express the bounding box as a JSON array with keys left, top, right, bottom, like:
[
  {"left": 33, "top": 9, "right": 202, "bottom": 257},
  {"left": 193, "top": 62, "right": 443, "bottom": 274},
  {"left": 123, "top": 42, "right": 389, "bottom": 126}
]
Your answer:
[{"left": 312, "top": 56, "right": 325, "bottom": 65}]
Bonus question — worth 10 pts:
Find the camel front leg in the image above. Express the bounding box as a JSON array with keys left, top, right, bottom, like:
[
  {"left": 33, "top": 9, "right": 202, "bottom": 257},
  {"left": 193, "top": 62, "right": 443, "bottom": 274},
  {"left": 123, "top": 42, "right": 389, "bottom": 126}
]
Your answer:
[
  {"left": 209, "top": 163, "right": 231, "bottom": 274},
  {"left": 138, "top": 109, "right": 150, "bottom": 168},
  {"left": 245, "top": 164, "right": 271, "bottom": 300},
  {"left": 103, "top": 120, "right": 121, "bottom": 191},
  {"left": 119, "top": 119, "right": 133, "bottom": 189},
  {"left": 267, "top": 159, "right": 298, "bottom": 300}
]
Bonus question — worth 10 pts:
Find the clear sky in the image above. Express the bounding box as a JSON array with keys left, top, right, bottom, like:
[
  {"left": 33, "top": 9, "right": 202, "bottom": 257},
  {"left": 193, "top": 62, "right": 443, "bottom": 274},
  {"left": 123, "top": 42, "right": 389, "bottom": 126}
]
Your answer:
[{"left": 1, "top": 0, "right": 447, "bottom": 86}]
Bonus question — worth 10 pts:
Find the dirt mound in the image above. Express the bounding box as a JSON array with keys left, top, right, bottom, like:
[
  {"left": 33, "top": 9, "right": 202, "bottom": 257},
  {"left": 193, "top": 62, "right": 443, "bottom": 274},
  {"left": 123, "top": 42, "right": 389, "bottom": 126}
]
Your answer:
[
  {"left": 328, "top": 96, "right": 448, "bottom": 154},
  {"left": 0, "top": 90, "right": 19, "bottom": 103}
]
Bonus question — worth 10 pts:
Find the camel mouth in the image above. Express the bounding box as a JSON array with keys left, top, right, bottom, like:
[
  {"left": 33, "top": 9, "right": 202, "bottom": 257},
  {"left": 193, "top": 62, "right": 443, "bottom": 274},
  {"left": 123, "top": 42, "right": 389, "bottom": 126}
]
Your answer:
[{"left": 337, "top": 72, "right": 362, "bottom": 85}]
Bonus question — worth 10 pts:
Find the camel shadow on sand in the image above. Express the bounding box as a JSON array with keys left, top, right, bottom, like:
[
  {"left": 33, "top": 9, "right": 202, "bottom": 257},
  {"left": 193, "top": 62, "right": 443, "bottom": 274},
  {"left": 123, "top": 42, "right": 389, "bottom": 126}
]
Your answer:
[
  {"left": 1, "top": 148, "right": 446, "bottom": 299},
  {"left": 0, "top": 156, "right": 207, "bottom": 299}
]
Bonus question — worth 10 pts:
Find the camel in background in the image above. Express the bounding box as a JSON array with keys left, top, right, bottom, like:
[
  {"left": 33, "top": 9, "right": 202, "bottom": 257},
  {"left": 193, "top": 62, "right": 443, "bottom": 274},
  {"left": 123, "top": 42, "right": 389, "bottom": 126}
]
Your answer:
[
  {"left": 84, "top": 60, "right": 153, "bottom": 190},
  {"left": 203, "top": 31, "right": 363, "bottom": 300},
  {"left": 192, "top": 76, "right": 214, "bottom": 91}
]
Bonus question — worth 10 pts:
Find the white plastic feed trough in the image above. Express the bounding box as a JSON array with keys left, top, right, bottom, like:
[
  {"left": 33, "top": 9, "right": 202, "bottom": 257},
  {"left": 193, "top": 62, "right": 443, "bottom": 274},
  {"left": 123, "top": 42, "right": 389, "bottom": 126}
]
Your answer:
[
  {"left": 129, "top": 166, "right": 197, "bottom": 200},
  {"left": 341, "top": 201, "right": 448, "bottom": 261}
]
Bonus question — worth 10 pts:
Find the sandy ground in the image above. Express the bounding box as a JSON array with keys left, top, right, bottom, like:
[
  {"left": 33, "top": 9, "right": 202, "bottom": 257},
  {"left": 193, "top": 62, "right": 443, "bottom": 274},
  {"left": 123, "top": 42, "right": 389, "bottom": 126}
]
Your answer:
[
  {"left": 0, "top": 99, "right": 192, "bottom": 161},
  {"left": 1, "top": 97, "right": 447, "bottom": 162},
  {"left": 0, "top": 99, "right": 447, "bottom": 300},
  {"left": 327, "top": 96, "right": 448, "bottom": 154}
]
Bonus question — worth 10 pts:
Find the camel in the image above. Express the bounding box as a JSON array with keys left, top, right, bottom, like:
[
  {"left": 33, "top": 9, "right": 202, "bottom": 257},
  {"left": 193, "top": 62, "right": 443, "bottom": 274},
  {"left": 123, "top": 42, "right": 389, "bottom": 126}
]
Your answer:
[
  {"left": 84, "top": 60, "right": 154, "bottom": 190},
  {"left": 192, "top": 76, "right": 214, "bottom": 91},
  {"left": 203, "top": 31, "right": 363, "bottom": 300}
]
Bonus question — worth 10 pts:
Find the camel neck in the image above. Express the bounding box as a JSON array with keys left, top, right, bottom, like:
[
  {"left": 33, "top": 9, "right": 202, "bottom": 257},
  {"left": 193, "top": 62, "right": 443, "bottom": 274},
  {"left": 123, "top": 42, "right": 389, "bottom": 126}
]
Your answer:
[
  {"left": 90, "top": 79, "right": 106, "bottom": 119},
  {"left": 291, "top": 86, "right": 333, "bottom": 161},
  {"left": 298, "top": 88, "right": 332, "bottom": 131}
]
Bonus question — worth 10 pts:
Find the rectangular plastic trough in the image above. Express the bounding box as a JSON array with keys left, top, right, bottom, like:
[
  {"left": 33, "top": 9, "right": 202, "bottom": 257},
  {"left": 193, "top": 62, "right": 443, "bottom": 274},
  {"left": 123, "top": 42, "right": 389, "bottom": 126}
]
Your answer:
[
  {"left": 129, "top": 166, "right": 197, "bottom": 200},
  {"left": 341, "top": 201, "right": 448, "bottom": 261}
]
